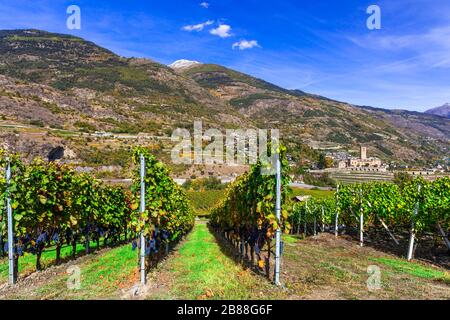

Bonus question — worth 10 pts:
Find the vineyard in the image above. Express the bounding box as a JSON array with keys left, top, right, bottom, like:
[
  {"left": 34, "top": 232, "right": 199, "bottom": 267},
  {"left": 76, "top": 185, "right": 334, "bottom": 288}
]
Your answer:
[
  {"left": 0, "top": 147, "right": 194, "bottom": 283},
  {"left": 186, "top": 190, "right": 224, "bottom": 217},
  {"left": 290, "top": 178, "right": 450, "bottom": 260},
  {"left": 0, "top": 146, "right": 449, "bottom": 300}
]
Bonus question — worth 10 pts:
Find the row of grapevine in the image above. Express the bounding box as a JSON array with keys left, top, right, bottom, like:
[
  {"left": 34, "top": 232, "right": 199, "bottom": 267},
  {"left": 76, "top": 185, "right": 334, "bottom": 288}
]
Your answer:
[
  {"left": 129, "top": 148, "right": 194, "bottom": 270},
  {"left": 336, "top": 178, "right": 449, "bottom": 232},
  {"left": 0, "top": 150, "right": 132, "bottom": 275},
  {"left": 290, "top": 198, "right": 336, "bottom": 235},
  {"left": 0, "top": 147, "right": 195, "bottom": 283},
  {"left": 290, "top": 177, "right": 450, "bottom": 258},
  {"left": 209, "top": 145, "right": 291, "bottom": 275}
]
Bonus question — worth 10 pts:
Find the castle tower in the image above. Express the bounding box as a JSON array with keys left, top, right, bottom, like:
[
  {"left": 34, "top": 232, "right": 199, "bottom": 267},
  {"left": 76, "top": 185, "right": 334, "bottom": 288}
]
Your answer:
[{"left": 360, "top": 145, "right": 367, "bottom": 160}]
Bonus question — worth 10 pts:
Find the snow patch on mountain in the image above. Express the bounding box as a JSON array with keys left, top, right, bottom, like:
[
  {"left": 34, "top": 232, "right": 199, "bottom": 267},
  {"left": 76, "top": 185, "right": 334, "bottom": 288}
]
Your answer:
[{"left": 169, "top": 59, "right": 201, "bottom": 70}]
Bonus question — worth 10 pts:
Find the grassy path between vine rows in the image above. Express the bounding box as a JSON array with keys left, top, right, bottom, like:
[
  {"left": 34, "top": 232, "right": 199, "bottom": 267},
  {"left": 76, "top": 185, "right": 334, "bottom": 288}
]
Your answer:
[{"left": 145, "top": 222, "right": 281, "bottom": 300}]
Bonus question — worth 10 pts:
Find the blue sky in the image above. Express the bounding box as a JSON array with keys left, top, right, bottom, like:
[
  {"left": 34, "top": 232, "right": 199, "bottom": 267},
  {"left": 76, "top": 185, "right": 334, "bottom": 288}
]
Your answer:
[{"left": 1, "top": 0, "right": 450, "bottom": 111}]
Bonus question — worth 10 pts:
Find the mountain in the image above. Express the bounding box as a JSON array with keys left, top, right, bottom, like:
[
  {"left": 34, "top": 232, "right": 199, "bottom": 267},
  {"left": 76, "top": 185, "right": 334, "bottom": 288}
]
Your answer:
[
  {"left": 175, "top": 63, "right": 449, "bottom": 161},
  {"left": 0, "top": 30, "right": 246, "bottom": 130},
  {"left": 425, "top": 103, "right": 450, "bottom": 119},
  {"left": 0, "top": 29, "right": 448, "bottom": 172}
]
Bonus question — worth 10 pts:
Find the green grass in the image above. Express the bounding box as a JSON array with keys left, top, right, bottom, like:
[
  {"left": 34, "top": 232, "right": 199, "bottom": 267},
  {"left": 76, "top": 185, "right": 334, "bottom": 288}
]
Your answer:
[
  {"left": 318, "top": 262, "right": 354, "bottom": 282},
  {"left": 369, "top": 257, "right": 450, "bottom": 283},
  {"left": 291, "top": 187, "right": 334, "bottom": 199},
  {"left": 50, "top": 129, "right": 76, "bottom": 137},
  {"left": 34, "top": 244, "right": 137, "bottom": 299},
  {"left": 0, "top": 240, "right": 106, "bottom": 283},
  {"left": 148, "top": 223, "right": 273, "bottom": 300},
  {"left": 283, "top": 234, "right": 301, "bottom": 244}
]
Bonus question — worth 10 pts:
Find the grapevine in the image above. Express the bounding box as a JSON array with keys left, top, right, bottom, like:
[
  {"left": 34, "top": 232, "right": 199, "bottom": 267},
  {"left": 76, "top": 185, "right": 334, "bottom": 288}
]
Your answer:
[
  {"left": 129, "top": 147, "right": 194, "bottom": 264},
  {"left": 209, "top": 144, "right": 291, "bottom": 271},
  {"left": 290, "top": 177, "right": 450, "bottom": 252}
]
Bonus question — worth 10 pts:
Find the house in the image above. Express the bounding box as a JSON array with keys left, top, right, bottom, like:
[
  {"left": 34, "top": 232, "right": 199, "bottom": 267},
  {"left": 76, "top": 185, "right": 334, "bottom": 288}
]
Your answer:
[{"left": 293, "top": 195, "right": 312, "bottom": 202}]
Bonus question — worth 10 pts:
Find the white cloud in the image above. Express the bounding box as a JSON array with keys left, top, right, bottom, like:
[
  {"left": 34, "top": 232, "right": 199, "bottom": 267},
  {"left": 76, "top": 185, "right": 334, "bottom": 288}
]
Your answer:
[
  {"left": 182, "top": 20, "right": 214, "bottom": 32},
  {"left": 349, "top": 26, "right": 450, "bottom": 52},
  {"left": 210, "top": 24, "right": 232, "bottom": 38},
  {"left": 200, "top": 2, "right": 210, "bottom": 9},
  {"left": 232, "top": 40, "right": 260, "bottom": 50}
]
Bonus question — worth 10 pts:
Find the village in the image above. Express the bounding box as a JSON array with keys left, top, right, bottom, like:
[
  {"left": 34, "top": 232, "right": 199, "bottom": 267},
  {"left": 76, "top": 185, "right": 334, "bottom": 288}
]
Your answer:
[{"left": 299, "top": 145, "right": 449, "bottom": 187}]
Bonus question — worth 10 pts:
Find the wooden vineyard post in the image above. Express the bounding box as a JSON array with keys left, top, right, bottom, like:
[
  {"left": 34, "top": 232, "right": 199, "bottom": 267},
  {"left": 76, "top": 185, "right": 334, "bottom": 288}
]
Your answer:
[
  {"left": 407, "top": 185, "right": 421, "bottom": 261},
  {"left": 6, "top": 160, "right": 17, "bottom": 285},
  {"left": 297, "top": 206, "right": 301, "bottom": 235},
  {"left": 335, "top": 184, "right": 340, "bottom": 238},
  {"left": 274, "top": 151, "right": 282, "bottom": 286},
  {"left": 139, "top": 154, "right": 146, "bottom": 285}
]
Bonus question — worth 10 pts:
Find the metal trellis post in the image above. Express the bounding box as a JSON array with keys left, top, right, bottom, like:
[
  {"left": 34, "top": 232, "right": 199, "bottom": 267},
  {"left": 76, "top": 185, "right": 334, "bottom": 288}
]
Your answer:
[
  {"left": 274, "top": 151, "right": 282, "bottom": 286},
  {"left": 359, "top": 188, "right": 364, "bottom": 247},
  {"left": 140, "top": 154, "right": 146, "bottom": 285},
  {"left": 6, "top": 160, "right": 16, "bottom": 285}
]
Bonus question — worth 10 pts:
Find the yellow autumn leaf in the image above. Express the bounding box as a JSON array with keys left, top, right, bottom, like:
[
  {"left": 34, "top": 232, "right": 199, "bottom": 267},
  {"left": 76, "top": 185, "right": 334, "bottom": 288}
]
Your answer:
[
  {"left": 39, "top": 195, "right": 47, "bottom": 205},
  {"left": 258, "top": 259, "right": 265, "bottom": 269},
  {"left": 70, "top": 216, "right": 78, "bottom": 226}
]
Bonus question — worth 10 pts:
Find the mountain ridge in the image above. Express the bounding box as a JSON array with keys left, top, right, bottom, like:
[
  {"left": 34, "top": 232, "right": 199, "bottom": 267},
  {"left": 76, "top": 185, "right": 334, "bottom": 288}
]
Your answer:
[
  {"left": 425, "top": 103, "right": 450, "bottom": 119},
  {"left": 0, "top": 29, "right": 448, "bottom": 168}
]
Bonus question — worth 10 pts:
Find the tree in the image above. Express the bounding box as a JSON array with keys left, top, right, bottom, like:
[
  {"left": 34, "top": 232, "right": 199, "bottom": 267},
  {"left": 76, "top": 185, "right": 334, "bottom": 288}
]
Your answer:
[
  {"left": 325, "top": 157, "right": 334, "bottom": 169},
  {"left": 318, "top": 154, "right": 334, "bottom": 169},
  {"left": 394, "top": 172, "right": 413, "bottom": 189}
]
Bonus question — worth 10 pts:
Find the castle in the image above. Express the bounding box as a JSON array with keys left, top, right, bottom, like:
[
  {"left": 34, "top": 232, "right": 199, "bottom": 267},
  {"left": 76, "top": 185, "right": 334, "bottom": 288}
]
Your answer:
[{"left": 337, "top": 146, "right": 383, "bottom": 171}]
